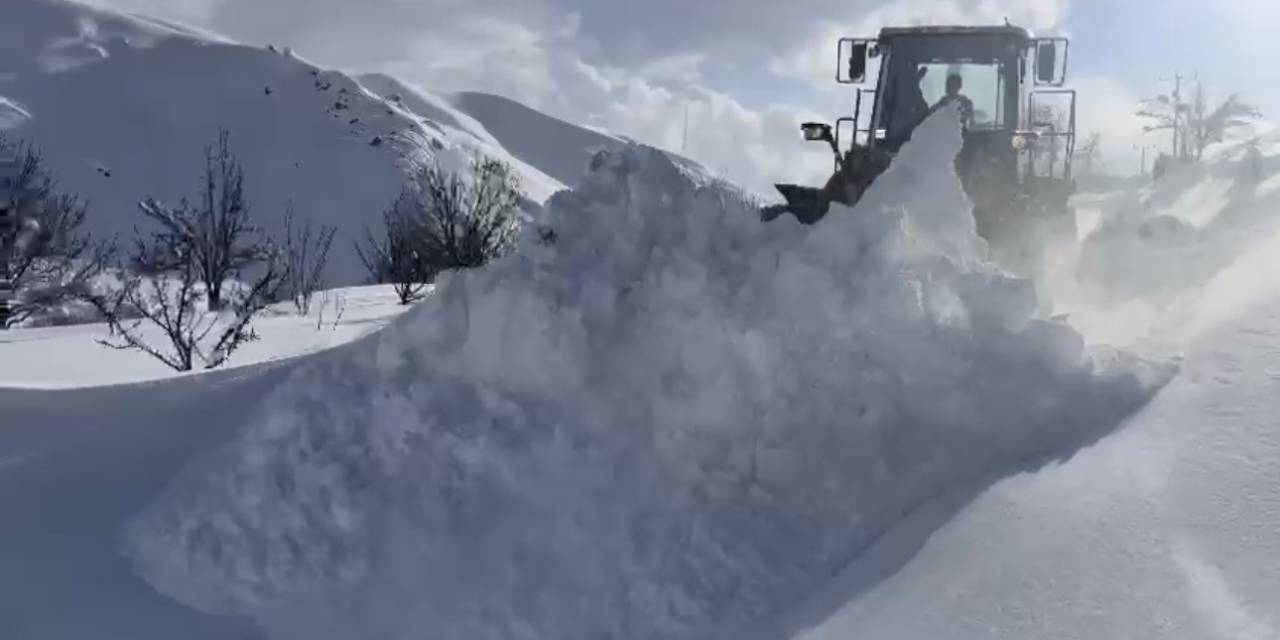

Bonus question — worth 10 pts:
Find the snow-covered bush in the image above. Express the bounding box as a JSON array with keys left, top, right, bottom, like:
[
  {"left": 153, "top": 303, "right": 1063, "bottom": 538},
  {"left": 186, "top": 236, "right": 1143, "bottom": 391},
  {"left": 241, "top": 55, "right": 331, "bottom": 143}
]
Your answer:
[
  {"left": 126, "top": 109, "right": 1167, "bottom": 640},
  {"left": 280, "top": 202, "right": 336, "bottom": 315}
]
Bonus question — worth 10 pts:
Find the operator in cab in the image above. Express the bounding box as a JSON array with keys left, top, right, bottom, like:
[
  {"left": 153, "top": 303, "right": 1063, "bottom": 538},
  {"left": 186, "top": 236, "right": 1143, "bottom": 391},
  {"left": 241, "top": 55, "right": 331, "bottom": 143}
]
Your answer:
[{"left": 931, "top": 73, "right": 974, "bottom": 128}]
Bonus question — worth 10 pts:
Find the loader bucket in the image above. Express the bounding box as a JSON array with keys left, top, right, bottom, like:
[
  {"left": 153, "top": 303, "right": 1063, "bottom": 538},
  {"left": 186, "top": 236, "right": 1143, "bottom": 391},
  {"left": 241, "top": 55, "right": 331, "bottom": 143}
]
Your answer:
[{"left": 761, "top": 144, "right": 893, "bottom": 225}]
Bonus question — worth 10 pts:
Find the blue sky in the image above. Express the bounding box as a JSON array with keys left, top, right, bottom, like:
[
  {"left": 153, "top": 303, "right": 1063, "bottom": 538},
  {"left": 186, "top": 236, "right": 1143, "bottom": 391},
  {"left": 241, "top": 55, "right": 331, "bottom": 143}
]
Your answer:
[
  {"left": 1059, "top": 0, "right": 1277, "bottom": 169},
  {"left": 1066, "top": 0, "right": 1276, "bottom": 113}
]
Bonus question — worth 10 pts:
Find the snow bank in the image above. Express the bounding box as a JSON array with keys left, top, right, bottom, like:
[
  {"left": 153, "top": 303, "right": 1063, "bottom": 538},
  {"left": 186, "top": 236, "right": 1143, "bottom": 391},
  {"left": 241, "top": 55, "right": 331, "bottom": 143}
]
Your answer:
[{"left": 124, "top": 108, "right": 1165, "bottom": 640}]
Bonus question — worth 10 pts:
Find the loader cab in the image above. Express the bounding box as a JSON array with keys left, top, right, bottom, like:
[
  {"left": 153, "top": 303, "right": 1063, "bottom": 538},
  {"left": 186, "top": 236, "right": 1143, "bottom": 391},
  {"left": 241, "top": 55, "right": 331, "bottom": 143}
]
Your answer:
[
  {"left": 833, "top": 25, "right": 1075, "bottom": 183},
  {"left": 864, "top": 27, "right": 1027, "bottom": 150},
  {"left": 769, "top": 23, "right": 1079, "bottom": 273}
]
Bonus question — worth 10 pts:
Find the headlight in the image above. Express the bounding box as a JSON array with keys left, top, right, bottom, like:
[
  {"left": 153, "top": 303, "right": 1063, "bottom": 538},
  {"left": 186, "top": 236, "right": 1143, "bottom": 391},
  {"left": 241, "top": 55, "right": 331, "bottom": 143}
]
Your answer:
[{"left": 1011, "top": 135, "right": 1028, "bottom": 150}]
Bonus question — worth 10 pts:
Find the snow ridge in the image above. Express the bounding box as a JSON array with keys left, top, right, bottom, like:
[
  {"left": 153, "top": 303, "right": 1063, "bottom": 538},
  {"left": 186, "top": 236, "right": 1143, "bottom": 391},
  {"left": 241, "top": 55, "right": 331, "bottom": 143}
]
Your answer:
[{"left": 124, "top": 109, "right": 1168, "bottom": 640}]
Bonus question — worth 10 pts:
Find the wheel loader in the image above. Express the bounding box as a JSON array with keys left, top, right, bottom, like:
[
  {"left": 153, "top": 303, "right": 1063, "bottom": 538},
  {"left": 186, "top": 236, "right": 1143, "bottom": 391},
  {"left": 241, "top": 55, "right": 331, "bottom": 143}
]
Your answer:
[{"left": 764, "top": 24, "right": 1078, "bottom": 273}]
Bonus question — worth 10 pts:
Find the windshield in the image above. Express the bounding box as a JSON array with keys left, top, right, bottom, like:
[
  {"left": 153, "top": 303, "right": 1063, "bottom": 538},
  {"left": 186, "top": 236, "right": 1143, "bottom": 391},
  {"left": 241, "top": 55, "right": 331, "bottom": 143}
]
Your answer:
[
  {"left": 873, "top": 35, "right": 1019, "bottom": 145},
  {"left": 916, "top": 62, "right": 1006, "bottom": 130}
]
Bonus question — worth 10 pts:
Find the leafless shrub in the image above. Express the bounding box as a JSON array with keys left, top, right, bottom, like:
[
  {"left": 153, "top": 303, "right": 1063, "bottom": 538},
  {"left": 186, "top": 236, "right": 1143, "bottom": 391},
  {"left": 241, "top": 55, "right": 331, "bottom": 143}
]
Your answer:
[
  {"left": 281, "top": 202, "right": 335, "bottom": 315},
  {"left": 136, "top": 129, "right": 273, "bottom": 311},
  {"left": 355, "top": 155, "right": 523, "bottom": 305}
]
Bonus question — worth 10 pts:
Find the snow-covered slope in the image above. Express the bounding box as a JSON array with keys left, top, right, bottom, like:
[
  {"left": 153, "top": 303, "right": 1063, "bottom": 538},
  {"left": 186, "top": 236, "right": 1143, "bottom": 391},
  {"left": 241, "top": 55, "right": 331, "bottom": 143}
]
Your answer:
[
  {"left": 354, "top": 73, "right": 566, "bottom": 204},
  {"left": 443, "top": 90, "right": 722, "bottom": 195},
  {"left": 355, "top": 77, "right": 703, "bottom": 196},
  {"left": 447, "top": 91, "right": 628, "bottom": 189},
  {"left": 114, "top": 108, "right": 1164, "bottom": 640},
  {"left": 0, "top": 0, "right": 562, "bottom": 286}
]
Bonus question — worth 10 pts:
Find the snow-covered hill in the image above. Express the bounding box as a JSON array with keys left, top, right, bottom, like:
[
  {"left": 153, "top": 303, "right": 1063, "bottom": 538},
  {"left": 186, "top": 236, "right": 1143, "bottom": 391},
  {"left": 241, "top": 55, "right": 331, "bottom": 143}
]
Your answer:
[
  {"left": 0, "top": 0, "right": 565, "bottom": 286},
  {"left": 447, "top": 91, "right": 629, "bottom": 189},
  {"left": 356, "top": 76, "right": 714, "bottom": 196}
]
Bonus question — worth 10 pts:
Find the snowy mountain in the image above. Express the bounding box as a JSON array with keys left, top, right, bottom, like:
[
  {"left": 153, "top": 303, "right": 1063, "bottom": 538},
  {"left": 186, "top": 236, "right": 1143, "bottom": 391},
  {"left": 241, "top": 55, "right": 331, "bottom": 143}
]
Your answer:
[
  {"left": 356, "top": 75, "right": 715, "bottom": 195},
  {"left": 0, "top": 0, "right": 568, "bottom": 286},
  {"left": 447, "top": 91, "right": 630, "bottom": 189}
]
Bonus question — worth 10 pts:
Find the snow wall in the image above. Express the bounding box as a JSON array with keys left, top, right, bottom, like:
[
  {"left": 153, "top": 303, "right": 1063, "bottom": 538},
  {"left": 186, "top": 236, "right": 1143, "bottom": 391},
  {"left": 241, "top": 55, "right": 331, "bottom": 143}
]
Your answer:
[{"left": 123, "top": 108, "right": 1170, "bottom": 640}]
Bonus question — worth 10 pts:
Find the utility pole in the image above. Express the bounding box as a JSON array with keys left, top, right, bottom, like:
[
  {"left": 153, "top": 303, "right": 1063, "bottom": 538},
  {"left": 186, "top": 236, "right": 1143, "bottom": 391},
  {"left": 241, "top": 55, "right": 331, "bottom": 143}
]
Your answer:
[
  {"left": 1157, "top": 72, "right": 1198, "bottom": 160},
  {"left": 1133, "top": 143, "right": 1152, "bottom": 176},
  {"left": 0, "top": 148, "right": 19, "bottom": 329},
  {"left": 681, "top": 103, "right": 689, "bottom": 154},
  {"left": 1161, "top": 72, "right": 1183, "bottom": 159}
]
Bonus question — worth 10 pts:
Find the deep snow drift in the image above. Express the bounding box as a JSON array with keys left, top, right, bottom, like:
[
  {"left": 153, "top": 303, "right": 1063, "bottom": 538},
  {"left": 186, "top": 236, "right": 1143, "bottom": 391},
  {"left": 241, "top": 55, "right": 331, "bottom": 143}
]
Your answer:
[
  {"left": 0, "top": 0, "right": 563, "bottom": 285},
  {"left": 121, "top": 109, "right": 1165, "bottom": 640}
]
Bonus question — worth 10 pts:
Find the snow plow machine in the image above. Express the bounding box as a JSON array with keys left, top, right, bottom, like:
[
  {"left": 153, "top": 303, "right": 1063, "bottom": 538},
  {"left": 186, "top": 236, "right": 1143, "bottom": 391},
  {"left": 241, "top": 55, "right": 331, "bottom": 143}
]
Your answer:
[{"left": 764, "top": 24, "right": 1078, "bottom": 273}]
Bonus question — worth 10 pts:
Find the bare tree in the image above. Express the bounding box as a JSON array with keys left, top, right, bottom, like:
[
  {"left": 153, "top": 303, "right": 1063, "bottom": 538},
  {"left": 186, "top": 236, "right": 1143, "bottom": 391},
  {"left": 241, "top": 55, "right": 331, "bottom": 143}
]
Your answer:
[
  {"left": 1185, "top": 84, "right": 1261, "bottom": 161},
  {"left": 1139, "top": 80, "right": 1261, "bottom": 163},
  {"left": 89, "top": 219, "right": 287, "bottom": 372},
  {"left": 87, "top": 129, "right": 289, "bottom": 371},
  {"left": 281, "top": 202, "right": 336, "bottom": 315},
  {"left": 1137, "top": 92, "right": 1187, "bottom": 160},
  {"left": 1074, "top": 132, "right": 1102, "bottom": 175},
  {"left": 355, "top": 204, "right": 432, "bottom": 305},
  {"left": 356, "top": 155, "right": 523, "bottom": 305},
  {"left": 398, "top": 155, "right": 523, "bottom": 271},
  {"left": 0, "top": 137, "right": 113, "bottom": 328},
  {"left": 138, "top": 129, "right": 271, "bottom": 311}
]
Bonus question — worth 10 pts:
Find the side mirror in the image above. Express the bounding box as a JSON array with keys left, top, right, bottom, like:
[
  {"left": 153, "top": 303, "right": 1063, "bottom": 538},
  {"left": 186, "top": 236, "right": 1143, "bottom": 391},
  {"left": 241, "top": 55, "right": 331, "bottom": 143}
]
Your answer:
[
  {"left": 1036, "top": 41, "right": 1057, "bottom": 84},
  {"left": 802, "top": 122, "right": 834, "bottom": 143},
  {"left": 848, "top": 43, "right": 868, "bottom": 83}
]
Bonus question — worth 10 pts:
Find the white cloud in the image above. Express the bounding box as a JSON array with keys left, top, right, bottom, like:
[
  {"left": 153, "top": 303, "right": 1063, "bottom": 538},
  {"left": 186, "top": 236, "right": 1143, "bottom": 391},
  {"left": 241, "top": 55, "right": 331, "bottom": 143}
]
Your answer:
[
  {"left": 770, "top": 0, "right": 1071, "bottom": 88},
  {"left": 1072, "top": 76, "right": 1153, "bottom": 174}
]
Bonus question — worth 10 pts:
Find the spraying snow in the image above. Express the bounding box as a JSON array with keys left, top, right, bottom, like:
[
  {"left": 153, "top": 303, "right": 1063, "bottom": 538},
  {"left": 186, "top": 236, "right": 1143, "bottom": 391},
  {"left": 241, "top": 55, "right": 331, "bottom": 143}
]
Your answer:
[
  {"left": 122, "top": 108, "right": 1166, "bottom": 640},
  {"left": 800, "top": 134, "right": 1280, "bottom": 640},
  {"left": 1043, "top": 129, "right": 1280, "bottom": 351}
]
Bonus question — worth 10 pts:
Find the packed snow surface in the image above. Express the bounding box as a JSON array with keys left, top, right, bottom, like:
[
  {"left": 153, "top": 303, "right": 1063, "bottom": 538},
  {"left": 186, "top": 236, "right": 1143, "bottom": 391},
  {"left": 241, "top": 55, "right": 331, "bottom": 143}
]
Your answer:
[{"left": 123, "top": 108, "right": 1164, "bottom": 640}]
